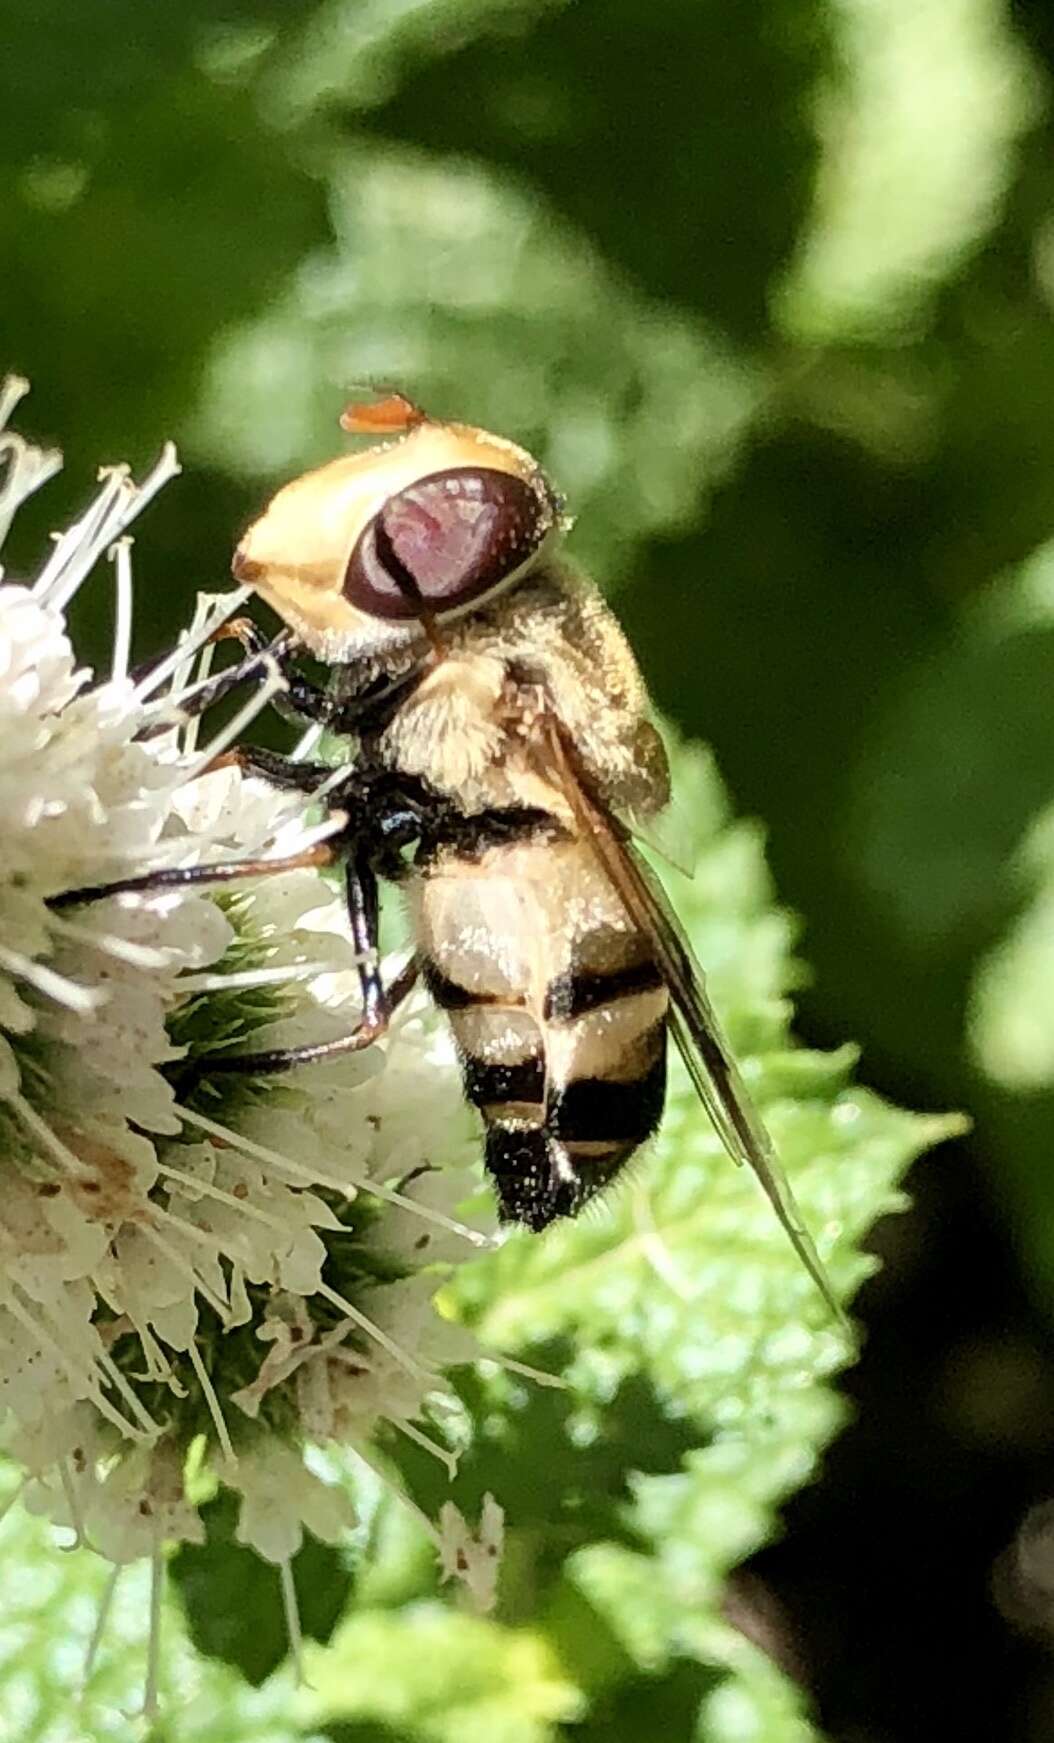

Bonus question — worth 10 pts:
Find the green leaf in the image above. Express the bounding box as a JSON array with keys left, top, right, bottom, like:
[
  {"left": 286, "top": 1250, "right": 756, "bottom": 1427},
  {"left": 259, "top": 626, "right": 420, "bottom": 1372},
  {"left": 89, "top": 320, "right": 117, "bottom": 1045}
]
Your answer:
[
  {"left": 305, "top": 1609, "right": 582, "bottom": 1743},
  {"left": 970, "top": 798, "right": 1054, "bottom": 1094},
  {"left": 390, "top": 1351, "right": 699, "bottom": 1531},
  {"left": 170, "top": 1490, "right": 352, "bottom": 1686},
  {"left": 778, "top": 0, "right": 1038, "bottom": 341},
  {"left": 0, "top": 1489, "right": 306, "bottom": 1742},
  {"left": 556, "top": 1657, "right": 722, "bottom": 1743},
  {"left": 334, "top": 0, "right": 830, "bottom": 342},
  {"left": 968, "top": 790, "right": 1054, "bottom": 1316},
  {"left": 190, "top": 135, "right": 760, "bottom": 590},
  {"left": 555, "top": 1544, "right": 818, "bottom": 1742}
]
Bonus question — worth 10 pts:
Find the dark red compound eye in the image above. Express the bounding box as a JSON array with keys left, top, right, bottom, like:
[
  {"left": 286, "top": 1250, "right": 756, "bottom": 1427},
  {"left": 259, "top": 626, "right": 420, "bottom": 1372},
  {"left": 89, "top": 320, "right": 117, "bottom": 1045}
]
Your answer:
[{"left": 342, "top": 467, "right": 550, "bottom": 621}]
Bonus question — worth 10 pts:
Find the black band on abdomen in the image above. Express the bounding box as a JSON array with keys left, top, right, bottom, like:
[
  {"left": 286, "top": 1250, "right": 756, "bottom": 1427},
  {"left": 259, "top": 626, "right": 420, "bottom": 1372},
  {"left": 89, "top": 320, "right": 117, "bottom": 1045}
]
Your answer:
[
  {"left": 462, "top": 1054, "right": 546, "bottom": 1108},
  {"left": 420, "top": 959, "right": 499, "bottom": 1012},
  {"left": 542, "top": 958, "right": 664, "bottom": 1021},
  {"left": 547, "top": 1053, "right": 666, "bottom": 1144}
]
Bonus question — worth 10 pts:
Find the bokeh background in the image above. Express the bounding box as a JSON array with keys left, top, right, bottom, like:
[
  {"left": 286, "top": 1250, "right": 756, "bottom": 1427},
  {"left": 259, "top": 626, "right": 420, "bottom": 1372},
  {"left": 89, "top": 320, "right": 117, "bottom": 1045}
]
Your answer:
[{"left": 5, "top": 1, "right": 1054, "bottom": 1737}]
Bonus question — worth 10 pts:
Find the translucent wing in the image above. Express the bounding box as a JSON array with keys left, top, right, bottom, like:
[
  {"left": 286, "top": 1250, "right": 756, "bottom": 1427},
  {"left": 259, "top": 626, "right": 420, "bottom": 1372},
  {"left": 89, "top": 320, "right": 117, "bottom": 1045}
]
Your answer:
[{"left": 538, "top": 720, "right": 848, "bottom": 1332}]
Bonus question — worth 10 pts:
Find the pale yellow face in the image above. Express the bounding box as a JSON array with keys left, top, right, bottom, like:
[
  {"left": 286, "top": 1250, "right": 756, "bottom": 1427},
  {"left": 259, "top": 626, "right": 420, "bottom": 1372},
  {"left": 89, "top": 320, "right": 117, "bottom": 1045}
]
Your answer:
[{"left": 232, "top": 418, "right": 559, "bottom": 660}]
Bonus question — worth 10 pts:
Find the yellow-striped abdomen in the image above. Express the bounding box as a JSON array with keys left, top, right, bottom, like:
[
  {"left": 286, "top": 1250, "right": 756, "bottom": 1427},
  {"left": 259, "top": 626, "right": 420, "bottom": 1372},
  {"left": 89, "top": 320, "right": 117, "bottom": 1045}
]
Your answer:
[{"left": 407, "top": 828, "right": 667, "bottom": 1228}]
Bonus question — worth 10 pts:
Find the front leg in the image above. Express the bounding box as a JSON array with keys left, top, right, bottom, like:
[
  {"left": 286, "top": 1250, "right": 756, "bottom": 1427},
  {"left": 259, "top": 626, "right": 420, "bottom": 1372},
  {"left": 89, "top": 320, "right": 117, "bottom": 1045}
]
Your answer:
[
  {"left": 128, "top": 627, "right": 310, "bottom": 723},
  {"left": 203, "top": 744, "right": 333, "bottom": 792},
  {"left": 202, "top": 619, "right": 336, "bottom": 728}
]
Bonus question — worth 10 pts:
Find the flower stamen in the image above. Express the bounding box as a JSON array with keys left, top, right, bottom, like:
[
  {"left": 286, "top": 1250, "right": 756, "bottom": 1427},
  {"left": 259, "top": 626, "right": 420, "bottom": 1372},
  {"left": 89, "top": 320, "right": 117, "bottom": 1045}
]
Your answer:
[
  {"left": 158, "top": 1161, "right": 289, "bottom": 1232},
  {"left": 48, "top": 913, "right": 174, "bottom": 971},
  {"left": 186, "top": 1337, "right": 236, "bottom": 1467},
  {"left": 58, "top": 1455, "right": 90, "bottom": 1550},
  {"left": 2, "top": 1094, "right": 96, "bottom": 1180},
  {"left": 316, "top": 1279, "right": 434, "bottom": 1383},
  {"left": 174, "top": 659, "right": 286, "bottom": 790},
  {"left": 178, "top": 1105, "right": 492, "bottom": 1249},
  {"left": 109, "top": 536, "right": 134, "bottom": 685},
  {"left": 133, "top": 586, "right": 251, "bottom": 704},
  {"left": 82, "top": 1564, "right": 121, "bottom": 1693},
  {"left": 174, "top": 960, "right": 348, "bottom": 996},
  {"left": 141, "top": 1538, "right": 164, "bottom": 1720},
  {"left": 349, "top": 1441, "right": 444, "bottom": 1551},
  {"left": 279, "top": 1558, "right": 306, "bottom": 1688},
  {"left": 0, "top": 943, "right": 106, "bottom": 1015},
  {"left": 93, "top": 1345, "right": 163, "bottom": 1440},
  {"left": 393, "top": 1417, "right": 459, "bottom": 1479}
]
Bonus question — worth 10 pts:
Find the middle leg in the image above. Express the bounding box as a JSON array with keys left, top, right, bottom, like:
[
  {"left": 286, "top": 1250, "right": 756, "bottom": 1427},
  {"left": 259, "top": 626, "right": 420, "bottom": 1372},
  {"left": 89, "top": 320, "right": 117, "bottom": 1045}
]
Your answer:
[
  {"left": 183, "top": 955, "right": 419, "bottom": 1081},
  {"left": 179, "top": 850, "right": 414, "bottom": 1085}
]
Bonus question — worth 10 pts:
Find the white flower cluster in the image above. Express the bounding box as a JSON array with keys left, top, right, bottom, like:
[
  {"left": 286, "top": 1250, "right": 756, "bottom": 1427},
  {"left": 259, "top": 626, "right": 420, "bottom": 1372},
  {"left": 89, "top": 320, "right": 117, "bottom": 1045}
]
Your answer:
[{"left": 0, "top": 380, "right": 503, "bottom": 1700}]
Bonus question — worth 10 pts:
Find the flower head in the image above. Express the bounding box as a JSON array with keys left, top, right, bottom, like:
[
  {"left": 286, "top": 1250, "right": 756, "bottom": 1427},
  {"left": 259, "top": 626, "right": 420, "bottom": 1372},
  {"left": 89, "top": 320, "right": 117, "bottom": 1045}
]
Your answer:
[{"left": 0, "top": 379, "right": 502, "bottom": 1699}]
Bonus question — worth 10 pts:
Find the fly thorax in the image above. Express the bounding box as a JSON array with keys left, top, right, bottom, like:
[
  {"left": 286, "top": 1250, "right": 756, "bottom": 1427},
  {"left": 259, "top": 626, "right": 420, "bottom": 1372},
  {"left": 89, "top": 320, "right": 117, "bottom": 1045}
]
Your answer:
[{"left": 379, "top": 651, "right": 509, "bottom": 799}]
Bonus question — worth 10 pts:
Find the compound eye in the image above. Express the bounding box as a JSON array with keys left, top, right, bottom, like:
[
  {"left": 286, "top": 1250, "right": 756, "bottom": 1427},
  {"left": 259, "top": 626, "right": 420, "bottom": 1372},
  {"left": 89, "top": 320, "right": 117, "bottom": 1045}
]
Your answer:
[{"left": 342, "top": 467, "right": 549, "bottom": 621}]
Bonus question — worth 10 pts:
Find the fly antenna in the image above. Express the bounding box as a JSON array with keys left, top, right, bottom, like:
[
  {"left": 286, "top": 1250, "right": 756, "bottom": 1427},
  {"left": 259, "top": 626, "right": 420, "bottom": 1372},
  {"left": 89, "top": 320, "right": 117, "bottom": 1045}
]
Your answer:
[{"left": 340, "top": 389, "right": 428, "bottom": 435}]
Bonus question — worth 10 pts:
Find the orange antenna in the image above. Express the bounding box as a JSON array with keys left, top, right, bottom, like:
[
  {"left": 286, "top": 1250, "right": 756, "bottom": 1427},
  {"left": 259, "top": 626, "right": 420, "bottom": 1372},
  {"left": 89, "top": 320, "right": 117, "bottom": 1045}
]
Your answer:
[{"left": 340, "top": 389, "right": 427, "bottom": 435}]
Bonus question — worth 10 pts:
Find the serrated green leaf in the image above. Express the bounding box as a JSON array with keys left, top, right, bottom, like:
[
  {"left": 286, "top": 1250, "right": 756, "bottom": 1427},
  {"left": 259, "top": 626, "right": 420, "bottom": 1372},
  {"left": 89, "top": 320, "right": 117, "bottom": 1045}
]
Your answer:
[
  {"left": 391, "top": 1352, "right": 699, "bottom": 1531},
  {"left": 558, "top": 1656, "right": 723, "bottom": 1743},
  {"left": 170, "top": 1490, "right": 352, "bottom": 1687},
  {"left": 565, "top": 1544, "right": 821, "bottom": 1742}
]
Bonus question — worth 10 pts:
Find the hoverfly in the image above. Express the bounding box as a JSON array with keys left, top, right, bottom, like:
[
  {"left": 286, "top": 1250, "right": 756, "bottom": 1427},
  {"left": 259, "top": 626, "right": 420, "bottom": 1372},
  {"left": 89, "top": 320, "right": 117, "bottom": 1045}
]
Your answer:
[{"left": 56, "top": 393, "right": 841, "bottom": 1324}]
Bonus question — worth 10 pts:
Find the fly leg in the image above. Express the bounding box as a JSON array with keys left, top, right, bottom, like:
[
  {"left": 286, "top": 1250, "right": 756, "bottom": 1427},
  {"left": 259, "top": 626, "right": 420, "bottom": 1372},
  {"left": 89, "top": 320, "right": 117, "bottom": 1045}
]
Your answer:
[
  {"left": 47, "top": 841, "right": 340, "bottom": 911},
  {"left": 188, "top": 955, "right": 420, "bottom": 1080},
  {"left": 128, "top": 620, "right": 334, "bottom": 728},
  {"left": 195, "top": 851, "right": 405, "bottom": 1085},
  {"left": 201, "top": 744, "right": 334, "bottom": 791},
  {"left": 344, "top": 853, "right": 386, "bottom": 1031},
  {"left": 50, "top": 756, "right": 432, "bottom": 1083},
  {"left": 196, "top": 620, "right": 426, "bottom": 736},
  {"left": 128, "top": 628, "right": 293, "bottom": 717},
  {"left": 203, "top": 619, "right": 335, "bottom": 728}
]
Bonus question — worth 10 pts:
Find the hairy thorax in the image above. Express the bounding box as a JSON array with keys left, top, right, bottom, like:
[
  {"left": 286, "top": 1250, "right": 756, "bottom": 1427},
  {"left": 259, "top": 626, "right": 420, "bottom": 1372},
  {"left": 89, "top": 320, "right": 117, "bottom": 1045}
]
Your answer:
[{"left": 374, "top": 563, "right": 670, "bottom": 821}]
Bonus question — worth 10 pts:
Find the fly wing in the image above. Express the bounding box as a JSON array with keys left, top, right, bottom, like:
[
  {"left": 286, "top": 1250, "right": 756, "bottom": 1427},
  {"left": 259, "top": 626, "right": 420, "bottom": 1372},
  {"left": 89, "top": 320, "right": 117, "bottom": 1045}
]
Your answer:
[{"left": 536, "top": 719, "right": 847, "bottom": 1332}]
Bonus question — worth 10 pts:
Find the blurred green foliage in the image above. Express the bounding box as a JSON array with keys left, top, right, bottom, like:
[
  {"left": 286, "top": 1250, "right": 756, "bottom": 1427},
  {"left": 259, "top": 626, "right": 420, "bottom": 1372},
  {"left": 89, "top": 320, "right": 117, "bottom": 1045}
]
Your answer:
[{"left": 5, "top": 0, "right": 1054, "bottom": 1736}]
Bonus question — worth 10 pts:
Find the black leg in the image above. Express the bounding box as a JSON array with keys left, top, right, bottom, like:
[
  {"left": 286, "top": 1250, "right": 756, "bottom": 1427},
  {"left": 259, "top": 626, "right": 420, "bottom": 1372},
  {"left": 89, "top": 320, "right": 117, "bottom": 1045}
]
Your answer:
[
  {"left": 140, "top": 615, "right": 431, "bottom": 738},
  {"left": 210, "top": 618, "right": 273, "bottom": 658},
  {"left": 208, "top": 619, "right": 336, "bottom": 727},
  {"left": 48, "top": 842, "right": 338, "bottom": 911},
  {"left": 156, "top": 634, "right": 295, "bottom": 720},
  {"left": 181, "top": 852, "right": 412, "bottom": 1085},
  {"left": 345, "top": 854, "right": 385, "bottom": 1027},
  {"left": 119, "top": 632, "right": 288, "bottom": 695},
  {"left": 186, "top": 955, "right": 419, "bottom": 1079},
  {"left": 131, "top": 622, "right": 331, "bottom": 729},
  {"left": 203, "top": 744, "right": 334, "bottom": 792}
]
